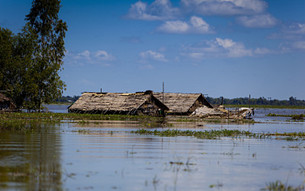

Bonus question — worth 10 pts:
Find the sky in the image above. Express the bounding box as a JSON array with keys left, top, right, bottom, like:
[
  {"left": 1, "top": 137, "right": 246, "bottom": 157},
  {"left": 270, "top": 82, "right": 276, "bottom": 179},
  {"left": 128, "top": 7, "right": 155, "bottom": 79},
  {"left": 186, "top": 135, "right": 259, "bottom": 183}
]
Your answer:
[{"left": 0, "top": 0, "right": 305, "bottom": 100}]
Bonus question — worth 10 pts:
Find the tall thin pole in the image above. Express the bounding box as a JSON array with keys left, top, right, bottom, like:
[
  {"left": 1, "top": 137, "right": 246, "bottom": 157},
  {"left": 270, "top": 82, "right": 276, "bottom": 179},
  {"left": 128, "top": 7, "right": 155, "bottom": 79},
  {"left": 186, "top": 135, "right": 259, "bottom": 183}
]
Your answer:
[
  {"left": 248, "top": 94, "right": 251, "bottom": 108},
  {"left": 162, "top": 82, "right": 165, "bottom": 103}
]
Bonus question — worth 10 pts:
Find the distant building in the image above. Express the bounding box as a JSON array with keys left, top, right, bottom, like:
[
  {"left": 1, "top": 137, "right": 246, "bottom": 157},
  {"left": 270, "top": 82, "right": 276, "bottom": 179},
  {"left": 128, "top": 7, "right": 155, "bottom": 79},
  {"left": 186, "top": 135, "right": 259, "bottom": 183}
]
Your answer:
[
  {"left": 0, "top": 93, "right": 16, "bottom": 111},
  {"left": 154, "top": 93, "right": 213, "bottom": 115},
  {"left": 68, "top": 91, "right": 168, "bottom": 116}
]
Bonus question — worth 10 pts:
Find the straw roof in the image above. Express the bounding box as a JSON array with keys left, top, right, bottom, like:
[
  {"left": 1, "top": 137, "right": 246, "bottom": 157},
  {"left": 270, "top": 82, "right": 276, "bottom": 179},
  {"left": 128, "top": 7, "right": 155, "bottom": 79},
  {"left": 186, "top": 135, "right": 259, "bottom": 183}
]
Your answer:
[
  {"left": 0, "top": 93, "right": 16, "bottom": 111},
  {"left": 0, "top": 93, "right": 11, "bottom": 102},
  {"left": 154, "top": 93, "right": 213, "bottom": 114},
  {"left": 68, "top": 92, "right": 168, "bottom": 114}
]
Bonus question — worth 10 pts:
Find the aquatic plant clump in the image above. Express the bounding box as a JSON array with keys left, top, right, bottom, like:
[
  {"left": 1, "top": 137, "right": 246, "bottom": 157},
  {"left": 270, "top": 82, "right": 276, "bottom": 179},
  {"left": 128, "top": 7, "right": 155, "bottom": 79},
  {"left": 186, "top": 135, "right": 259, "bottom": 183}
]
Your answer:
[
  {"left": 131, "top": 129, "right": 255, "bottom": 140},
  {"left": 292, "top": 114, "right": 304, "bottom": 120},
  {"left": 262, "top": 180, "right": 305, "bottom": 191},
  {"left": 267, "top": 113, "right": 305, "bottom": 120},
  {"left": 0, "top": 112, "right": 164, "bottom": 121}
]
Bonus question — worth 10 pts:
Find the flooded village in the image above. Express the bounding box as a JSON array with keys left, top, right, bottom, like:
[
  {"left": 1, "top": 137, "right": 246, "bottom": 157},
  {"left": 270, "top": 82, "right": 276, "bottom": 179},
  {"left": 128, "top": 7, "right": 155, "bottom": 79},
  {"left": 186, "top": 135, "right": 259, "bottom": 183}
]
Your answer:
[
  {"left": 68, "top": 90, "right": 254, "bottom": 119},
  {"left": 1, "top": 0, "right": 305, "bottom": 190},
  {"left": 1, "top": 89, "right": 305, "bottom": 190}
]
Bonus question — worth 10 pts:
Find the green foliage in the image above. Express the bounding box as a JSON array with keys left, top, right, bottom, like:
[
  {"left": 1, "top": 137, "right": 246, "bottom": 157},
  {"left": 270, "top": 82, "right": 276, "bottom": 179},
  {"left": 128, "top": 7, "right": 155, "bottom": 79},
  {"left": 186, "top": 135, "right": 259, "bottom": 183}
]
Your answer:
[
  {"left": 0, "top": 28, "right": 15, "bottom": 91},
  {"left": 267, "top": 113, "right": 305, "bottom": 120},
  {"left": 131, "top": 129, "right": 255, "bottom": 139},
  {"left": 54, "top": 95, "right": 80, "bottom": 104},
  {"left": 206, "top": 96, "right": 305, "bottom": 107},
  {"left": 0, "top": 0, "right": 67, "bottom": 111},
  {"left": 25, "top": 0, "right": 67, "bottom": 111},
  {"left": 262, "top": 180, "right": 304, "bottom": 191},
  {"left": 291, "top": 114, "right": 304, "bottom": 120},
  {"left": 0, "top": 26, "right": 37, "bottom": 108}
]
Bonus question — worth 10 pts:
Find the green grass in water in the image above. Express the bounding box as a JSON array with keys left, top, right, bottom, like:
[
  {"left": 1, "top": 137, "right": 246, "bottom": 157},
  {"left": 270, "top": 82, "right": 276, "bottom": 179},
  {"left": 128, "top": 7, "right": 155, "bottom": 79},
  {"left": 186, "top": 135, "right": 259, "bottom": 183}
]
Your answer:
[
  {"left": 262, "top": 180, "right": 304, "bottom": 191},
  {"left": 131, "top": 129, "right": 255, "bottom": 139},
  {"left": 267, "top": 113, "right": 305, "bottom": 120}
]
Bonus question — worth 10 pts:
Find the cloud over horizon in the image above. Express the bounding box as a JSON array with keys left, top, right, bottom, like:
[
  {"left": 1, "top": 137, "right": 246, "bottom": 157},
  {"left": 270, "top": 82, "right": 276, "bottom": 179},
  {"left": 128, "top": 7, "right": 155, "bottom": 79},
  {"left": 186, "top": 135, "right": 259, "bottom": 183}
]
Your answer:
[
  {"left": 126, "top": 0, "right": 277, "bottom": 31},
  {"left": 65, "top": 50, "right": 115, "bottom": 66},
  {"left": 237, "top": 14, "right": 278, "bottom": 28},
  {"left": 182, "top": 37, "right": 273, "bottom": 59},
  {"left": 126, "top": 0, "right": 180, "bottom": 21},
  {"left": 181, "top": 0, "right": 267, "bottom": 16},
  {"left": 157, "top": 16, "right": 212, "bottom": 34},
  {"left": 140, "top": 50, "right": 168, "bottom": 62}
]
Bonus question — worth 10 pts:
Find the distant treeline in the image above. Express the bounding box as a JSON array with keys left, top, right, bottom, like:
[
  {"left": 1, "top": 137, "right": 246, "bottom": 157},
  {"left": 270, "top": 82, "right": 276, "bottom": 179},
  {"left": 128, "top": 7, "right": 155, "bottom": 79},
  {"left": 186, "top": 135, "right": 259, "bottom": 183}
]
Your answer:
[
  {"left": 57, "top": 95, "right": 305, "bottom": 107},
  {"left": 206, "top": 96, "right": 305, "bottom": 106},
  {"left": 56, "top": 96, "right": 80, "bottom": 103}
]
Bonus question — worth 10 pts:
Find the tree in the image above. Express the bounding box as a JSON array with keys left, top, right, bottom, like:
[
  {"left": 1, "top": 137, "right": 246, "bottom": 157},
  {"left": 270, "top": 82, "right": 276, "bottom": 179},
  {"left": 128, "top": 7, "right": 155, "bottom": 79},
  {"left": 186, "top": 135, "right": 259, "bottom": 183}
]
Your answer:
[
  {"left": 0, "top": 28, "right": 15, "bottom": 90},
  {"left": 0, "top": 25, "right": 37, "bottom": 109},
  {"left": 25, "top": 0, "right": 67, "bottom": 111}
]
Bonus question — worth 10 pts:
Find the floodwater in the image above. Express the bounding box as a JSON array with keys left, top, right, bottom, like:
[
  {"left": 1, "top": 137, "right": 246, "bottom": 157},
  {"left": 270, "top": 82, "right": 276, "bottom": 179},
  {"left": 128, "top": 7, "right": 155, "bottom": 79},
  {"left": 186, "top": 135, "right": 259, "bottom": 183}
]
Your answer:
[{"left": 1, "top": 106, "right": 305, "bottom": 191}]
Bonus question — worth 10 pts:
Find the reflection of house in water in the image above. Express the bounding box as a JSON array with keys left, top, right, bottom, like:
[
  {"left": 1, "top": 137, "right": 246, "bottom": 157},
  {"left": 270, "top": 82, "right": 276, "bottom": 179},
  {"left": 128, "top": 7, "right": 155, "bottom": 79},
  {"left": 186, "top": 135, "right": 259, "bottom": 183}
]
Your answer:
[
  {"left": 0, "top": 93, "right": 16, "bottom": 111},
  {"left": 154, "top": 93, "right": 213, "bottom": 115},
  {"left": 68, "top": 91, "right": 168, "bottom": 116}
]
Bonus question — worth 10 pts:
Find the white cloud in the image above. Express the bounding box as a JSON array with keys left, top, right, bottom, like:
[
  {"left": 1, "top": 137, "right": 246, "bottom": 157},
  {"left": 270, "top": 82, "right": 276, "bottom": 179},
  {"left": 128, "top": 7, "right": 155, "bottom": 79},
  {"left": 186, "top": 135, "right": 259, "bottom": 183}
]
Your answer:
[
  {"left": 292, "top": 41, "right": 305, "bottom": 50},
  {"left": 269, "top": 22, "right": 305, "bottom": 52},
  {"left": 215, "top": 38, "right": 252, "bottom": 57},
  {"left": 75, "top": 50, "right": 91, "bottom": 61},
  {"left": 284, "top": 23, "right": 305, "bottom": 34},
  {"left": 270, "top": 22, "right": 305, "bottom": 39},
  {"left": 181, "top": 0, "right": 267, "bottom": 16},
  {"left": 158, "top": 20, "right": 189, "bottom": 33},
  {"left": 254, "top": 47, "right": 272, "bottom": 55},
  {"left": 183, "top": 38, "right": 273, "bottom": 59},
  {"left": 188, "top": 52, "right": 205, "bottom": 59},
  {"left": 140, "top": 50, "right": 167, "bottom": 62},
  {"left": 237, "top": 14, "right": 277, "bottom": 28},
  {"left": 158, "top": 16, "right": 212, "bottom": 34},
  {"left": 65, "top": 50, "right": 115, "bottom": 65},
  {"left": 126, "top": 0, "right": 179, "bottom": 21},
  {"left": 190, "top": 16, "right": 211, "bottom": 33},
  {"left": 94, "top": 50, "right": 114, "bottom": 61}
]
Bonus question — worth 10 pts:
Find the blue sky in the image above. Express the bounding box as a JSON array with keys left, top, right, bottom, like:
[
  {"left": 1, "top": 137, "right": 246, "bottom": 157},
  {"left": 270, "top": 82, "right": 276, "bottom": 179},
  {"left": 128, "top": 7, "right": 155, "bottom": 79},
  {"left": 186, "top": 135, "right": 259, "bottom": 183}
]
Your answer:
[{"left": 1, "top": 0, "right": 305, "bottom": 99}]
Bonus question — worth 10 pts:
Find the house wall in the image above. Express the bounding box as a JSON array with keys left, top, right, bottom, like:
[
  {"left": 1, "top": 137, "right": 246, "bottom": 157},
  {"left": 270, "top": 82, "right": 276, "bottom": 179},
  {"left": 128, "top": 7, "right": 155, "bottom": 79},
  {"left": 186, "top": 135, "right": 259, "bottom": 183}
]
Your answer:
[
  {"left": 188, "top": 96, "right": 213, "bottom": 114},
  {"left": 188, "top": 99, "right": 203, "bottom": 114},
  {"left": 0, "top": 101, "right": 11, "bottom": 110},
  {"left": 137, "top": 102, "right": 165, "bottom": 116}
]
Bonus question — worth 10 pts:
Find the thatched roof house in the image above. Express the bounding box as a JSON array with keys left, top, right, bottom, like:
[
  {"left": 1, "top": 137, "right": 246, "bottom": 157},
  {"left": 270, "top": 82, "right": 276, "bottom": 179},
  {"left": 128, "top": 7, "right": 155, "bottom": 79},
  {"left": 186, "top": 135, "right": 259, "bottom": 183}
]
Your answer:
[
  {"left": 68, "top": 91, "right": 168, "bottom": 116},
  {"left": 154, "top": 93, "right": 213, "bottom": 115},
  {"left": 0, "top": 93, "right": 16, "bottom": 111}
]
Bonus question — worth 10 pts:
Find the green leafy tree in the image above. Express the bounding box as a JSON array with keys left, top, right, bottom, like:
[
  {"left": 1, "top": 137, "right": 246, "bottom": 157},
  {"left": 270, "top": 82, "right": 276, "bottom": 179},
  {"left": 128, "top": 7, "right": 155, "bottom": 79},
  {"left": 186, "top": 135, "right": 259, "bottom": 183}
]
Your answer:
[
  {"left": 25, "top": 0, "right": 67, "bottom": 111},
  {"left": 0, "top": 28, "right": 15, "bottom": 91},
  {"left": 14, "top": 24, "right": 39, "bottom": 109},
  {"left": 0, "top": 25, "right": 38, "bottom": 109},
  {"left": 0, "top": 28, "right": 25, "bottom": 108}
]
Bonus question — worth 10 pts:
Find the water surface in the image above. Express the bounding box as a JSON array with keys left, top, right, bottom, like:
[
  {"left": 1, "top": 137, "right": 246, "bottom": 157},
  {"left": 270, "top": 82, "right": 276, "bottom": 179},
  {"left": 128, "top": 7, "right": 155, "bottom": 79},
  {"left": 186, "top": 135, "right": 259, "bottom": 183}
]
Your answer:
[{"left": 1, "top": 108, "right": 305, "bottom": 190}]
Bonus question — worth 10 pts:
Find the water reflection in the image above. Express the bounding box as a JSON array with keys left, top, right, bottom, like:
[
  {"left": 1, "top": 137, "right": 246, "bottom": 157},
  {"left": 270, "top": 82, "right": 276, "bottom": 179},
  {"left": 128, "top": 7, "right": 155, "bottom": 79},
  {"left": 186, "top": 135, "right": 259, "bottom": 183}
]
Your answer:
[
  {"left": 1, "top": 108, "right": 305, "bottom": 190},
  {"left": 0, "top": 123, "right": 62, "bottom": 190},
  {"left": 60, "top": 124, "right": 305, "bottom": 191}
]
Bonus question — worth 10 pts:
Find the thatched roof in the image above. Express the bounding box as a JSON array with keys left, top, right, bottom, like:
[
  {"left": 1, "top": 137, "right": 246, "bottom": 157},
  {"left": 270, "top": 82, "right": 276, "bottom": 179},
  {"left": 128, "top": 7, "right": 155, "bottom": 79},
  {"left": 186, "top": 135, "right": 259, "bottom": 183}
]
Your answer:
[
  {"left": 68, "top": 92, "right": 168, "bottom": 114},
  {"left": 0, "top": 93, "right": 11, "bottom": 102},
  {"left": 154, "top": 93, "right": 213, "bottom": 114},
  {"left": 0, "top": 93, "right": 16, "bottom": 111}
]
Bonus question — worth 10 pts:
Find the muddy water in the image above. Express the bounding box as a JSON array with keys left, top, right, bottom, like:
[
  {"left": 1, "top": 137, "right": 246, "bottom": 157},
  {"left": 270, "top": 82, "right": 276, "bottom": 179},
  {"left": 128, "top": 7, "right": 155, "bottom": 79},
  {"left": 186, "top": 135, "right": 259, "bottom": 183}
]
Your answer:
[{"left": 1, "top": 109, "right": 305, "bottom": 190}]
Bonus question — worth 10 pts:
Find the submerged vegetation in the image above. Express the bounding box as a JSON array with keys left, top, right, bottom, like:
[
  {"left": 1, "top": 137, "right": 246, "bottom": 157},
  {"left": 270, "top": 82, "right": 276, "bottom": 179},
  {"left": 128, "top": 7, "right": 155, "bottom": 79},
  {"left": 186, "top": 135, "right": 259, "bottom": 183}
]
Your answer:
[
  {"left": 262, "top": 180, "right": 305, "bottom": 191},
  {"left": 0, "top": 112, "right": 170, "bottom": 130},
  {"left": 132, "top": 129, "right": 305, "bottom": 141},
  {"left": 132, "top": 129, "right": 256, "bottom": 139},
  {"left": 0, "top": 112, "right": 162, "bottom": 121},
  {"left": 0, "top": 112, "right": 255, "bottom": 131},
  {"left": 267, "top": 113, "right": 305, "bottom": 121}
]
